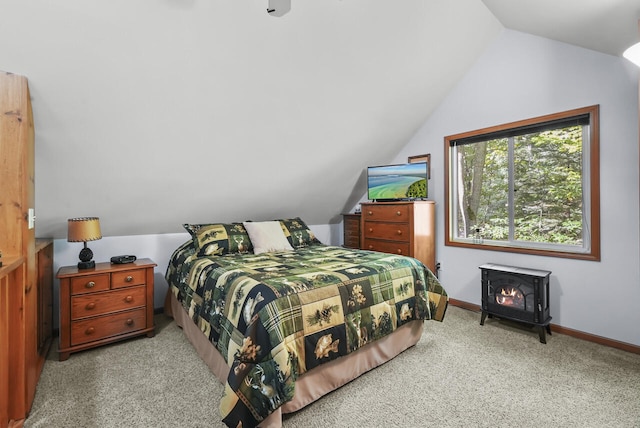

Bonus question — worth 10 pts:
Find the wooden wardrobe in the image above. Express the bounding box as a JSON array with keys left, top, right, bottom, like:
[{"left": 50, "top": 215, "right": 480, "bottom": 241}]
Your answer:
[{"left": 0, "top": 71, "right": 49, "bottom": 428}]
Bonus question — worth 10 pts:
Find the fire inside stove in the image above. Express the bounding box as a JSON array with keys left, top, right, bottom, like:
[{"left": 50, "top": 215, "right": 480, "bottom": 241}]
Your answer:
[{"left": 495, "top": 286, "right": 525, "bottom": 309}]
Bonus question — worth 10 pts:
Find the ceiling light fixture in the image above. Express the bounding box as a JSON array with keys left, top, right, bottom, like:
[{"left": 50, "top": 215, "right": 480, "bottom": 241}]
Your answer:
[
  {"left": 267, "top": 0, "right": 290, "bottom": 17},
  {"left": 623, "top": 41, "right": 640, "bottom": 67}
]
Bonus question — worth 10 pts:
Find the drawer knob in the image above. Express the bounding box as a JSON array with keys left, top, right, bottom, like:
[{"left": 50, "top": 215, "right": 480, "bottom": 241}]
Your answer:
[
  {"left": 396, "top": 249, "right": 403, "bottom": 254},
  {"left": 125, "top": 318, "right": 134, "bottom": 326},
  {"left": 368, "top": 245, "right": 373, "bottom": 250},
  {"left": 125, "top": 275, "right": 133, "bottom": 282},
  {"left": 86, "top": 281, "right": 95, "bottom": 288},
  {"left": 396, "top": 211, "right": 401, "bottom": 216},
  {"left": 396, "top": 230, "right": 402, "bottom": 235},
  {"left": 125, "top": 295, "right": 133, "bottom": 303},
  {"left": 368, "top": 228, "right": 373, "bottom": 232},
  {"left": 85, "top": 302, "right": 96, "bottom": 310},
  {"left": 367, "top": 211, "right": 373, "bottom": 216},
  {"left": 85, "top": 327, "right": 95, "bottom": 335}
]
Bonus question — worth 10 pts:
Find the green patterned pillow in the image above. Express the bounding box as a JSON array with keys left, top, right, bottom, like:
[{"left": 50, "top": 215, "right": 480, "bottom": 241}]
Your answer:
[
  {"left": 277, "top": 217, "right": 321, "bottom": 249},
  {"left": 183, "top": 223, "right": 253, "bottom": 256}
]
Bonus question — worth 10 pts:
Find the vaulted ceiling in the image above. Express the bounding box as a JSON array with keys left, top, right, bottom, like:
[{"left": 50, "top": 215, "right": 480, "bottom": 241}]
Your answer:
[
  {"left": 0, "top": 0, "right": 638, "bottom": 238},
  {"left": 483, "top": 0, "right": 640, "bottom": 56}
]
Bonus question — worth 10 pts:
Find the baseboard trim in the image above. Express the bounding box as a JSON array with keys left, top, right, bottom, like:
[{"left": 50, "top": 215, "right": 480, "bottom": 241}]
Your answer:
[{"left": 447, "top": 298, "right": 640, "bottom": 355}]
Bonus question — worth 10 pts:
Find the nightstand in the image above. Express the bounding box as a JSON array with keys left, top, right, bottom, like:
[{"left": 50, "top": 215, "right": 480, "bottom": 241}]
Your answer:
[
  {"left": 342, "top": 213, "right": 361, "bottom": 249},
  {"left": 57, "top": 258, "right": 157, "bottom": 361}
]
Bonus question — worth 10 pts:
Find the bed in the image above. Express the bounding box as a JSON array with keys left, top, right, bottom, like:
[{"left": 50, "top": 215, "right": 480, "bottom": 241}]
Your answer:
[{"left": 164, "top": 218, "right": 448, "bottom": 427}]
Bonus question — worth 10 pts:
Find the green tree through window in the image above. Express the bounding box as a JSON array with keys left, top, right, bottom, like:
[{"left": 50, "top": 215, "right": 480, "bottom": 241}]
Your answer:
[{"left": 445, "top": 105, "right": 600, "bottom": 261}]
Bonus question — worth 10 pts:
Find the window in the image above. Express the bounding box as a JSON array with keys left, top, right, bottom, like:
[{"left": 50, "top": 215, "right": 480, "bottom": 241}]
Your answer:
[{"left": 444, "top": 105, "right": 600, "bottom": 261}]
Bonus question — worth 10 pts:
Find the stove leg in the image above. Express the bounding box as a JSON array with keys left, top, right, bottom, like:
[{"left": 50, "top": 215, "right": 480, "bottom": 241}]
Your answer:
[
  {"left": 538, "top": 326, "right": 547, "bottom": 344},
  {"left": 480, "top": 311, "right": 487, "bottom": 325}
]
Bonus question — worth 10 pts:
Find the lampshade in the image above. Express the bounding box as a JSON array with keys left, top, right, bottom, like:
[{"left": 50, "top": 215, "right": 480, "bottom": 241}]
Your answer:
[
  {"left": 67, "top": 217, "right": 102, "bottom": 242},
  {"left": 623, "top": 41, "right": 640, "bottom": 67}
]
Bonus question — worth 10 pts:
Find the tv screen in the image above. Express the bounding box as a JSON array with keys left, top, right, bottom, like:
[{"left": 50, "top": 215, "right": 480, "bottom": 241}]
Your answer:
[{"left": 367, "top": 162, "right": 428, "bottom": 201}]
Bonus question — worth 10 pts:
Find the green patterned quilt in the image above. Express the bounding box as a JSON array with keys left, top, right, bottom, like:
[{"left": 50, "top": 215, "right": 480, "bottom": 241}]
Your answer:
[{"left": 165, "top": 240, "right": 448, "bottom": 427}]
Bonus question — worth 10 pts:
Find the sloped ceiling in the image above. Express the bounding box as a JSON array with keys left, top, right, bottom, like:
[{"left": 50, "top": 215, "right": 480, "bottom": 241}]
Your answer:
[
  {"left": 1, "top": 0, "right": 637, "bottom": 239},
  {"left": 2, "top": 0, "right": 502, "bottom": 238},
  {"left": 482, "top": 0, "right": 640, "bottom": 56}
]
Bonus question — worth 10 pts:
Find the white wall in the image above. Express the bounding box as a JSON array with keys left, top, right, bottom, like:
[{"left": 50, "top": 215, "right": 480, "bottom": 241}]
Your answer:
[
  {"left": 51, "top": 223, "right": 337, "bottom": 328},
  {"left": 0, "top": 0, "right": 501, "bottom": 239},
  {"left": 396, "top": 30, "right": 640, "bottom": 346}
]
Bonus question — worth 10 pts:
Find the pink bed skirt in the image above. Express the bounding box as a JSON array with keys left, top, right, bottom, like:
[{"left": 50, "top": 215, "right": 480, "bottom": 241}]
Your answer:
[{"left": 165, "top": 290, "right": 424, "bottom": 428}]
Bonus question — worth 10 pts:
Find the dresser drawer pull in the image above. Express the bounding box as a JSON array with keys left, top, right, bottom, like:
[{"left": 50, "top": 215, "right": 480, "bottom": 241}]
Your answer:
[
  {"left": 85, "top": 302, "right": 96, "bottom": 310},
  {"left": 368, "top": 228, "right": 373, "bottom": 232},
  {"left": 125, "top": 295, "right": 133, "bottom": 303},
  {"left": 367, "top": 211, "right": 373, "bottom": 216},
  {"left": 396, "top": 211, "right": 402, "bottom": 216},
  {"left": 86, "top": 281, "right": 95, "bottom": 289},
  {"left": 396, "top": 230, "right": 402, "bottom": 235},
  {"left": 125, "top": 318, "right": 134, "bottom": 326},
  {"left": 368, "top": 245, "right": 374, "bottom": 250},
  {"left": 125, "top": 275, "right": 134, "bottom": 282},
  {"left": 396, "top": 249, "right": 403, "bottom": 254},
  {"left": 85, "top": 327, "right": 95, "bottom": 335}
]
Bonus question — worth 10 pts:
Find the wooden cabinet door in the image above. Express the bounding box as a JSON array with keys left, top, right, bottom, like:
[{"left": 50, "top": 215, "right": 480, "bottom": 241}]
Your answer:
[{"left": 0, "top": 70, "right": 37, "bottom": 426}]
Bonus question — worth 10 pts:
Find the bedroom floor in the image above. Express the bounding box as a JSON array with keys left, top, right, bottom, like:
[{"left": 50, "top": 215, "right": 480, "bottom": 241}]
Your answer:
[{"left": 25, "top": 307, "right": 640, "bottom": 427}]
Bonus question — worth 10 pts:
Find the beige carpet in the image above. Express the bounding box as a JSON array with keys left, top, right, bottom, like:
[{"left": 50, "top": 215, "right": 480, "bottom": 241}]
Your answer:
[{"left": 25, "top": 306, "right": 640, "bottom": 427}]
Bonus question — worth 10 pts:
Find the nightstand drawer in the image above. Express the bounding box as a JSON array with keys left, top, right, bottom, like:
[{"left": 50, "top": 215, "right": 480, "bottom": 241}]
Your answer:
[
  {"left": 362, "top": 239, "right": 410, "bottom": 257},
  {"left": 70, "top": 308, "right": 146, "bottom": 346},
  {"left": 71, "top": 285, "right": 146, "bottom": 320},
  {"left": 111, "top": 269, "right": 146, "bottom": 289},
  {"left": 344, "top": 237, "right": 360, "bottom": 248},
  {"left": 362, "top": 204, "right": 409, "bottom": 222},
  {"left": 70, "top": 274, "right": 110, "bottom": 295},
  {"left": 363, "top": 222, "right": 410, "bottom": 242},
  {"left": 344, "top": 217, "right": 360, "bottom": 229},
  {"left": 345, "top": 228, "right": 360, "bottom": 238}
]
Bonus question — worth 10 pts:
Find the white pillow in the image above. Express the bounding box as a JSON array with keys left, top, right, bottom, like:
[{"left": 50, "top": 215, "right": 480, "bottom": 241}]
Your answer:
[{"left": 243, "top": 221, "right": 294, "bottom": 254}]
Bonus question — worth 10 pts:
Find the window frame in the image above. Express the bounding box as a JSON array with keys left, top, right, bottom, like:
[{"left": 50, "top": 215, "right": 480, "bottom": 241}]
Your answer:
[{"left": 444, "top": 105, "right": 600, "bottom": 261}]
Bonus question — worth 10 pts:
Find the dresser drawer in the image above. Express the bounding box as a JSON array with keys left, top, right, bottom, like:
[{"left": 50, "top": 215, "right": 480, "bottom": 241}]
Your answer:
[
  {"left": 111, "top": 268, "right": 146, "bottom": 289},
  {"left": 345, "top": 228, "right": 360, "bottom": 238},
  {"left": 362, "top": 204, "right": 410, "bottom": 222},
  {"left": 71, "top": 285, "right": 146, "bottom": 320},
  {"left": 70, "top": 308, "right": 146, "bottom": 346},
  {"left": 363, "top": 222, "right": 410, "bottom": 242},
  {"left": 344, "top": 237, "right": 360, "bottom": 249},
  {"left": 362, "top": 239, "right": 410, "bottom": 257},
  {"left": 344, "top": 216, "right": 360, "bottom": 229},
  {"left": 70, "top": 274, "right": 110, "bottom": 295}
]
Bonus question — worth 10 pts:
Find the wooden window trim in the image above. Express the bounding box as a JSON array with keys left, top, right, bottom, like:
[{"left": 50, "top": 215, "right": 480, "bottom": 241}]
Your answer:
[{"left": 444, "top": 105, "right": 600, "bottom": 261}]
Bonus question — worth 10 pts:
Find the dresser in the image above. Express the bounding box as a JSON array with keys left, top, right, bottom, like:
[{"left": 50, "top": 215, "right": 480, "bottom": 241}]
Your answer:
[
  {"left": 342, "top": 213, "right": 361, "bottom": 249},
  {"left": 360, "top": 201, "right": 436, "bottom": 273},
  {"left": 57, "top": 258, "right": 156, "bottom": 361}
]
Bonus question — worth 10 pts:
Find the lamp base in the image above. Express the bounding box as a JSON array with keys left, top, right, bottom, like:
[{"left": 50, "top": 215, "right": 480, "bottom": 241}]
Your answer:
[{"left": 77, "top": 260, "right": 95, "bottom": 269}]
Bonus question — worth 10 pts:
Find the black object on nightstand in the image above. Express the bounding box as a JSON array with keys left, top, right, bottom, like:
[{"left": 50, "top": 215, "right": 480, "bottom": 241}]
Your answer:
[{"left": 111, "top": 255, "right": 137, "bottom": 264}]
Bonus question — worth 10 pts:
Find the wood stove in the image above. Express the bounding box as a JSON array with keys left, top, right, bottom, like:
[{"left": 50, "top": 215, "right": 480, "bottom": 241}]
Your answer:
[{"left": 479, "top": 263, "right": 552, "bottom": 343}]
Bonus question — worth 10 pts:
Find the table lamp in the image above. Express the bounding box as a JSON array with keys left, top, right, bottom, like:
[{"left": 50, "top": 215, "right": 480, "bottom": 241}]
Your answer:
[{"left": 68, "top": 217, "right": 102, "bottom": 269}]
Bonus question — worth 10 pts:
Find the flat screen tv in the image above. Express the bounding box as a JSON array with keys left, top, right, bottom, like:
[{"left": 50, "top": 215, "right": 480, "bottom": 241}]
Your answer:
[{"left": 367, "top": 162, "right": 428, "bottom": 201}]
